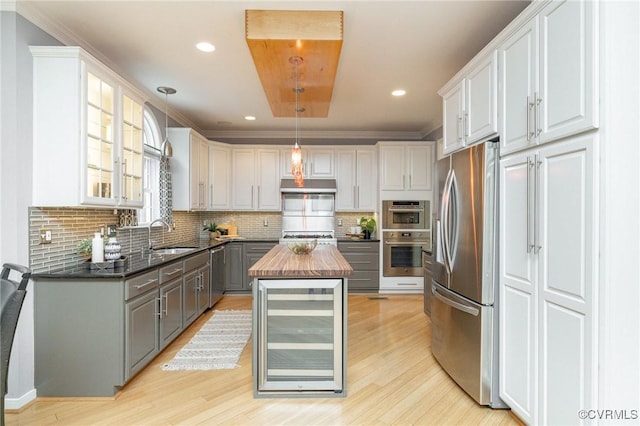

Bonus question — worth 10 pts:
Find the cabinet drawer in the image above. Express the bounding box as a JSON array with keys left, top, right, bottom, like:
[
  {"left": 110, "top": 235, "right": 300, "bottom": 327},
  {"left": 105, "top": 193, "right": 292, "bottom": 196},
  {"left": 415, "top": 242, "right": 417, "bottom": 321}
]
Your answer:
[
  {"left": 338, "top": 242, "right": 380, "bottom": 253},
  {"left": 340, "top": 252, "right": 379, "bottom": 270},
  {"left": 159, "top": 260, "right": 184, "bottom": 284},
  {"left": 348, "top": 271, "right": 380, "bottom": 291},
  {"left": 125, "top": 270, "right": 159, "bottom": 300},
  {"left": 245, "top": 242, "right": 276, "bottom": 253},
  {"left": 183, "top": 251, "right": 209, "bottom": 272}
]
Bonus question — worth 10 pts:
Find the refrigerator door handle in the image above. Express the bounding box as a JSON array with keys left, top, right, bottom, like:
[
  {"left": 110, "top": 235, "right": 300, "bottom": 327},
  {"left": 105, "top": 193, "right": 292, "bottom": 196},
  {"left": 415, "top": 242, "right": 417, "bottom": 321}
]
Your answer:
[
  {"left": 441, "top": 170, "right": 453, "bottom": 273},
  {"left": 432, "top": 284, "right": 479, "bottom": 316},
  {"left": 448, "top": 171, "right": 459, "bottom": 268}
]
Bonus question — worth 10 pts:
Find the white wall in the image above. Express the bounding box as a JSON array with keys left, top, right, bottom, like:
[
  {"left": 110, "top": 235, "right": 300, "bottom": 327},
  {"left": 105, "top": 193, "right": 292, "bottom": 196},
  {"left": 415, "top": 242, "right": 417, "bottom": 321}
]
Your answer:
[{"left": 0, "top": 6, "right": 61, "bottom": 408}]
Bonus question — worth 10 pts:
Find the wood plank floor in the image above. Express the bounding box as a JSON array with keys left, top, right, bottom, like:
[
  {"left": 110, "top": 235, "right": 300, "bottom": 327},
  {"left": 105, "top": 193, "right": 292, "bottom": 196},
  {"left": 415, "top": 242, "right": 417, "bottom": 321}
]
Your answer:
[{"left": 6, "top": 294, "right": 519, "bottom": 425}]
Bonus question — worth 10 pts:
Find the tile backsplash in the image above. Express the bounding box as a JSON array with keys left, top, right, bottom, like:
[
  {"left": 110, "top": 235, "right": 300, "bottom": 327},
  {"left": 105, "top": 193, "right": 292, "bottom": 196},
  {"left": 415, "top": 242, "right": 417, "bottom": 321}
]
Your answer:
[{"left": 29, "top": 207, "right": 374, "bottom": 273}]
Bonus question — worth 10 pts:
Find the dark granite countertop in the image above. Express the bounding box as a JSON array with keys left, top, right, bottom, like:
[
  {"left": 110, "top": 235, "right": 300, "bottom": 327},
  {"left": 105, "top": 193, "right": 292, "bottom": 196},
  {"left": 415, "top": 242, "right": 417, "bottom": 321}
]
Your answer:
[{"left": 32, "top": 240, "right": 227, "bottom": 280}]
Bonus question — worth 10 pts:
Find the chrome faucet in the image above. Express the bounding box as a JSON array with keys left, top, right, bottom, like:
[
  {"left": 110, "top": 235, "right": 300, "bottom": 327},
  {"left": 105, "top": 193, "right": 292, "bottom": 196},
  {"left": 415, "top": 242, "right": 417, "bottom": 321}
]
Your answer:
[{"left": 147, "top": 218, "right": 172, "bottom": 251}]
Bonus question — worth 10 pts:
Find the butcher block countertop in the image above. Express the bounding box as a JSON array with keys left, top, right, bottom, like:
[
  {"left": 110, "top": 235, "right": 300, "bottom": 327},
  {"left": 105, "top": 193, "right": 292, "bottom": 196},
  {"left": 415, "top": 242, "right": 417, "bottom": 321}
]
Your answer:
[{"left": 248, "top": 244, "right": 353, "bottom": 278}]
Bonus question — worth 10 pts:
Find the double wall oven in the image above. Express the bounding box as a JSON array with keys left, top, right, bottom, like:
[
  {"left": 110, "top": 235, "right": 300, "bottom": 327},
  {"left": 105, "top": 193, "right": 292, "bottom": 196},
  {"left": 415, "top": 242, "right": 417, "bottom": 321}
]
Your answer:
[{"left": 381, "top": 200, "right": 431, "bottom": 278}]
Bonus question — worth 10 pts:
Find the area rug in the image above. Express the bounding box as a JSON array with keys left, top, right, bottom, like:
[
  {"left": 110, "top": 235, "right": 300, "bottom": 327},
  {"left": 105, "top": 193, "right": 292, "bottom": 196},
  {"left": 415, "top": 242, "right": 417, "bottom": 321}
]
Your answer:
[{"left": 162, "top": 310, "right": 252, "bottom": 371}]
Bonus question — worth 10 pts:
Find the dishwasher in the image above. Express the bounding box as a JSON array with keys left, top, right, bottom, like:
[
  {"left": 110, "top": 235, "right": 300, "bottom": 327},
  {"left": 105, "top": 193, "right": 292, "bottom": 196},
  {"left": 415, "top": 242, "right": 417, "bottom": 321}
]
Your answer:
[{"left": 209, "top": 245, "right": 225, "bottom": 307}]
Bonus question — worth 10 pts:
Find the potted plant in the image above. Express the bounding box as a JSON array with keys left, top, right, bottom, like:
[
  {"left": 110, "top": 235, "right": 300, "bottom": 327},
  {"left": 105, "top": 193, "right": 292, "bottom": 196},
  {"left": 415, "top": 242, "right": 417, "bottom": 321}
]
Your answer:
[
  {"left": 359, "top": 217, "right": 376, "bottom": 239},
  {"left": 77, "top": 236, "right": 108, "bottom": 260},
  {"left": 203, "top": 222, "right": 220, "bottom": 239}
]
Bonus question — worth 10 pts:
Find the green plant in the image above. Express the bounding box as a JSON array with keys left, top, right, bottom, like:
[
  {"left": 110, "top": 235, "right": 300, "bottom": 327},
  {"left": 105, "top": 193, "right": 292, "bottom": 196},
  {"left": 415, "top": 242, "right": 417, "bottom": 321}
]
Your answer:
[
  {"left": 203, "top": 222, "right": 219, "bottom": 232},
  {"left": 77, "top": 236, "right": 108, "bottom": 257},
  {"left": 359, "top": 217, "right": 376, "bottom": 233}
]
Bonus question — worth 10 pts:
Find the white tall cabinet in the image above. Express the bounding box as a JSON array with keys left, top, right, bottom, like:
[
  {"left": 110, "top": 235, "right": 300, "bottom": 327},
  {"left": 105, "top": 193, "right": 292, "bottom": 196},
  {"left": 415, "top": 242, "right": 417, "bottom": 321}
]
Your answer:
[
  {"left": 500, "top": 134, "right": 597, "bottom": 424},
  {"left": 31, "top": 46, "right": 145, "bottom": 208},
  {"left": 208, "top": 142, "right": 231, "bottom": 210},
  {"left": 378, "top": 142, "right": 433, "bottom": 193}
]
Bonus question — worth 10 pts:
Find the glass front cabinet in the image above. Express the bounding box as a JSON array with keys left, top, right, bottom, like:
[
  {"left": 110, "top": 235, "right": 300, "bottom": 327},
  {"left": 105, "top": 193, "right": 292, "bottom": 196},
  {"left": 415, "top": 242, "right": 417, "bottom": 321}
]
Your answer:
[
  {"left": 253, "top": 278, "right": 347, "bottom": 397},
  {"left": 31, "top": 46, "right": 144, "bottom": 208}
]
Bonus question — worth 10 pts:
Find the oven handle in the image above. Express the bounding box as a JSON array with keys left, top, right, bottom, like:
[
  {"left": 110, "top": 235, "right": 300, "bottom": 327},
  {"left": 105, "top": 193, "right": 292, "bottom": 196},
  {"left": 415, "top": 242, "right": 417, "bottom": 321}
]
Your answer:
[
  {"left": 384, "top": 241, "right": 429, "bottom": 246},
  {"left": 387, "top": 208, "right": 424, "bottom": 212}
]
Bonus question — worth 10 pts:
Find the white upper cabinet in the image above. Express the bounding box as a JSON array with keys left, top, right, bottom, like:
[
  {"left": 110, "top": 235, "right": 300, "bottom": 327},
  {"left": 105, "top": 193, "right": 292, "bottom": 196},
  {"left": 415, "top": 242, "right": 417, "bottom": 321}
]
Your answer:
[
  {"left": 169, "top": 128, "right": 208, "bottom": 211},
  {"left": 31, "top": 46, "right": 145, "bottom": 208},
  {"left": 379, "top": 142, "right": 434, "bottom": 192},
  {"left": 499, "top": 0, "right": 598, "bottom": 155},
  {"left": 335, "top": 148, "right": 377, "bottom": 212},
  {"left": 208, "top": 142, "right": 231, "bottom": 210},
  {"left": 280, "top": 147, "right": 334, "bottom": 179},
  {"left": 440, "top": 51, "right": 498, "bottom": 155},
  {"left": 232, "top": 148, "right": 280, "bottom": 211}
]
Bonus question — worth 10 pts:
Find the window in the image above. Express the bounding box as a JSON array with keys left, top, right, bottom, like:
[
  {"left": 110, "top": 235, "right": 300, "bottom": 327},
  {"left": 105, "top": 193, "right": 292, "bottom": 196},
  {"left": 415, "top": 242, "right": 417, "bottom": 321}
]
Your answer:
[{"left": 139, "top": 106, "right": 161, "bottom": 225}]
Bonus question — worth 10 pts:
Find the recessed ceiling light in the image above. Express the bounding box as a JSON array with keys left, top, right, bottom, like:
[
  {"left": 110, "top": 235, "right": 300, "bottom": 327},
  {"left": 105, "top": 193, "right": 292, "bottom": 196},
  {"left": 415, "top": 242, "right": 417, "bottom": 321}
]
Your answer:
[
  {"left": 392, "top": 89, "right": 407, "bottom": 97},
  {"left": 244, "top": 116, "right": 256, "bottom": 121},
  {"left": 196, "top": 42, "right": 215, "bottom": 53}
]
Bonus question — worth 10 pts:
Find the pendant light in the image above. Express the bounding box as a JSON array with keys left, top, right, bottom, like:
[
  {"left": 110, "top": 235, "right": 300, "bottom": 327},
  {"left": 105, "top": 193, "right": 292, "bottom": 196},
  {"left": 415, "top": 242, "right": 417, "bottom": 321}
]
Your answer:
[
  {"left": 157, "top": 86, "right": 176, "bottom": 158},
  {"left": 290, "top": 56, "right": 304, "bottom": 187}
]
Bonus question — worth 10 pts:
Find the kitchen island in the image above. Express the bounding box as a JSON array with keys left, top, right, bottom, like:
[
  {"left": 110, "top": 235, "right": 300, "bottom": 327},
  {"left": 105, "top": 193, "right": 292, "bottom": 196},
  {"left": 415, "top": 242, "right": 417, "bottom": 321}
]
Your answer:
[{"left": 248, "top": 244, "right": 352, "bottom": 398}]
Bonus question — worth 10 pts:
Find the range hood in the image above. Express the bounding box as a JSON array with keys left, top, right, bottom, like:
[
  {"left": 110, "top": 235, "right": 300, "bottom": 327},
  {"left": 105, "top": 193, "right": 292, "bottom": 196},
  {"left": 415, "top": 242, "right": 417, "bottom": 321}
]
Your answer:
[{"left": 280, "top": 178, "right": 337, "bottom": 194}]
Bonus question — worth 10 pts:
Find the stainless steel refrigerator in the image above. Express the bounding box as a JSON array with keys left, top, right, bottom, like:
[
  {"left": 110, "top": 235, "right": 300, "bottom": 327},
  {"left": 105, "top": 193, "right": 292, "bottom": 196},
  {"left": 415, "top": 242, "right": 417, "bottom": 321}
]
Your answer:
[{"left": 431, "top": 141, "right": 506, "bottom": 408}]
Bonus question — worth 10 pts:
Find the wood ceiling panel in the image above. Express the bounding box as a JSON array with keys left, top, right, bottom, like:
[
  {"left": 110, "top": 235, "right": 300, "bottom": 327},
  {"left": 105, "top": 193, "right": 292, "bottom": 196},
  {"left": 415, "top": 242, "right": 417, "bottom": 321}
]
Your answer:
[{"left": 246, "top": 10, "right": 343, "bottom": 118}]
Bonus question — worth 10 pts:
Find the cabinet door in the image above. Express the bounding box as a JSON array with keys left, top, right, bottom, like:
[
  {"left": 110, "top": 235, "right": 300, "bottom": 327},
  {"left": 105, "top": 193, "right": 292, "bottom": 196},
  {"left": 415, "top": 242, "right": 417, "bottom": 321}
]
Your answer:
[
  {"left": 85, "top": 70, "right": 117, "bottom": 205},
  {"left": 499, "top": 151, "right": 537, "bottom": 424},
  {"left": 406, "top": 145, "right": 433, "bottom": 191},
  {"left": 244, "top": 243, "right": 276, "bottom": 291},
  {"left": 231, "top": 149, "right": 255, "bottom": 210},
  {"left": 538, "top": 0, "right": 598, "bottom": 144},
  {"left": 188, "top": 135, "right": 208, "bottom": 210},
  {"left": 119, "top": 92, "right": 144, "bottom": 207},
  {"left": 307, "top": 149, "right": 335, "bottom": 178},
  {"left": 198, "top": 266, "right": 210, "bottom": 315},
  {"left": 379, "top": 145, "right": 406, "bottom": 190},
  {"left": 125, "top": 290, "right": 159, "bottom": 380},
  {"left": 159, "top": 278, "right": 183, "bottom": 349},
  {"left": 225, "top": 243, "right": 245, "bottom": 292},
  {"left": 442, "top": 80, "right": 465, "bottom": 155},
  {"left": 355, "top": 149, "right": 377, "bottom": 211},
  {"left": 208, "top": 143, "right": 231, "bottom": 210},
  {"left": 183, "top": 269, "right": 199, "bottom": 326},
  {"left": 256, "top": 149, "right": 281, "bottom": 210},
  {"left": 335, "top": 149, "right": 357, "bottom": 211},
  {"left": 537, "top": 135, "right": 595, "bottom": 424},
  {"left": 465, "top": 50, "right": 498, "bottom": 144},
  {"left": 499, "top": 18, "right": 538, "bottom": 156}
]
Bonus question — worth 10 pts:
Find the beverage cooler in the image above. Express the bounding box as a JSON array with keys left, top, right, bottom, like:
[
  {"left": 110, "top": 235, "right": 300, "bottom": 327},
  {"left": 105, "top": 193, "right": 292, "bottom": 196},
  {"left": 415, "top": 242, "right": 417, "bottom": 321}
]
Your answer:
[{"left": 253, "top": 278, "right": 346, "bottom": 397}]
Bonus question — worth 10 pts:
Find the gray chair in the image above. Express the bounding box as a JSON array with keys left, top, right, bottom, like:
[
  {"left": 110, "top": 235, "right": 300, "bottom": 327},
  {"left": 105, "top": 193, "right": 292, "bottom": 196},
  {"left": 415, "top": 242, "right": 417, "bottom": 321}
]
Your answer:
[{"left": 1, "top": 263, "right": 31, "bottom": 426}]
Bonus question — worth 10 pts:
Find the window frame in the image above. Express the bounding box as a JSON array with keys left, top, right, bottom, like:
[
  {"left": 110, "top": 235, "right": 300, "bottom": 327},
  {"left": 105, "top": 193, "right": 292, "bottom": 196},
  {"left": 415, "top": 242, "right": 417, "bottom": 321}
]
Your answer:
[{"left": 139, "top": 106, "right": 162, "bottom": 226}]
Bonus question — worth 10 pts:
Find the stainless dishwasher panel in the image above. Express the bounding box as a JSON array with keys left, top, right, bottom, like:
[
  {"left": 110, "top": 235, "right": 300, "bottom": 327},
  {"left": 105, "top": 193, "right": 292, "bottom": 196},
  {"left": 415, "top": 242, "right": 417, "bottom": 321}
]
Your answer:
[
  {"left": 430, "top": 281, "right": 495, "bottom": 406},
  {"left": 209, "top": 246, "right": 225, "bottom": 308}
]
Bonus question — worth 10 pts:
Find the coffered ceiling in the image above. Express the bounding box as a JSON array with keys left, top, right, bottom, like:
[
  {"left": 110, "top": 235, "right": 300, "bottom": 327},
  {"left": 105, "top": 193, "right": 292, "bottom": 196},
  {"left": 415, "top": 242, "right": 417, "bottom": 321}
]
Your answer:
[{"left": 15, "top": 1, "right": 530, "bottom": 144}]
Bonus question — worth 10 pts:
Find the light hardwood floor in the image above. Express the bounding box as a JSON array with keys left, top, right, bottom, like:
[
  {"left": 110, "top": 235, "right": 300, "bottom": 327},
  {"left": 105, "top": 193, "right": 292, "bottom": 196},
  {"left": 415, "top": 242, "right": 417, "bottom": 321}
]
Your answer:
[{"left": 6, "top": 294, "right": 519, "bottom": 425}]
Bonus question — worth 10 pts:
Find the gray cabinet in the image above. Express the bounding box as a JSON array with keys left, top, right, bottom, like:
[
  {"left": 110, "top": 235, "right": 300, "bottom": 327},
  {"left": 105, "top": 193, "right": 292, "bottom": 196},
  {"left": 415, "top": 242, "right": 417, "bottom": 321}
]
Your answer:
[
  {"left": 125, "top": 282, "right": 159, "bottom": 381},
  {"left": 159, "top": 261, "right": 184, "bottom": 350},
  {"left": 183, "top": 251, "right": 209, "bottom": 327},
  {"left": 338, "top": 241, "right": 380, "bottom": 293},
  {"left": 225, "top": 242, "right": 245, "bottom": 292},
  {"left": 225, "top": 242, "right": 276, "bottom": 294}
]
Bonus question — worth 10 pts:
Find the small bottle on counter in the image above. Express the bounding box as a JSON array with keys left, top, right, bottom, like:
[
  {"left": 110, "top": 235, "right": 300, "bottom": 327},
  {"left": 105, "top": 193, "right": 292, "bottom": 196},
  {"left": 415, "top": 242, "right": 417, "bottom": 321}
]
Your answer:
[{"left": 91, "top": 232, "right": 104, "bottom": 263}]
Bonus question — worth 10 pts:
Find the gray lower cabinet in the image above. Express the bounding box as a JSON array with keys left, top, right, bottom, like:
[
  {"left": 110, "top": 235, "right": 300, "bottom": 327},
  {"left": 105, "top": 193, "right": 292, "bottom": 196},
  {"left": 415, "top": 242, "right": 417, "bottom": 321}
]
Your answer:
[
  {"left": 183, "top": 251, "right": 209, "bottom": 326},
  {"left": 125, "top": 281, "right": 159, "bottom": 381},
  {"left": 225, "top": 242, "right": 276, "bottom": 294},
  {"left": 225, "top": 242, "right": 245, "bottom": 292},
  {"left": 337, "top": 241, "right": 380, "bottom": 292},
  {"left": 34, "top": 250, "right": 213, "bottom": 397}
]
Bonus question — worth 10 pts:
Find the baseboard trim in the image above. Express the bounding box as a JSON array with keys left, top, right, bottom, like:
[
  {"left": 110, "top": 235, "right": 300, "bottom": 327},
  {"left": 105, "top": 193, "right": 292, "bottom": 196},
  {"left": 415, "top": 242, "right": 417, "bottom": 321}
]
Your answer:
[{"left": 4, "top": 388, "right": 37, "bottom": 411}]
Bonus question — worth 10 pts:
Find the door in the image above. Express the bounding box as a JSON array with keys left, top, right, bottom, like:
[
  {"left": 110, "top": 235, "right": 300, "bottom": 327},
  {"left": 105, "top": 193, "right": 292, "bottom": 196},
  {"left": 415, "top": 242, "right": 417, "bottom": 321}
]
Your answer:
[
  {"left": 430, "top": 282, "right": 493, "bottom": 405},
  {"left": 406, "top": 145, "right": 433, "bottom": 191},
  {"left": 433, "top": 156, "right": 451, "bottom": 287},
  {"left": 447, "top": 143, "right": 498, "bottom": 304},
  {"left": 125, "top": 290, "right": 159, "bottom": 380},
  {"left": 159, "top": 278, "right": 183, "bottom": 349},
  {"left": 256, "top": 149, "right": 281, "bottom": 210},
  {"left": 442, "top": 80, "right": 465, "bottom": 155},
  {"left": 466, "top": 50, "right": 498, "bottom": 143},
  {"left": 183, "top": 269, "right": 199, "bottom": 326}
]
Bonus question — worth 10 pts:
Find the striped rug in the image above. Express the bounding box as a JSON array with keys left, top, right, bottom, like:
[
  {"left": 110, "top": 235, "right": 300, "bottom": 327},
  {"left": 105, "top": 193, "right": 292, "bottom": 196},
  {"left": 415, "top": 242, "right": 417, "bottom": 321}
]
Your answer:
[{"left": 162, "top": 309, "right": 252, "bottom": 370}]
